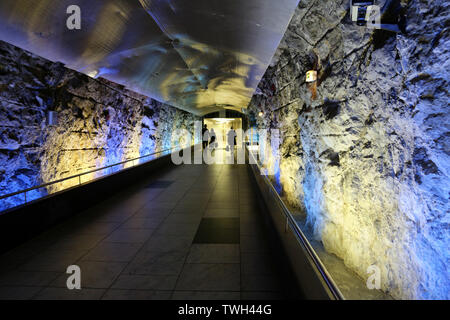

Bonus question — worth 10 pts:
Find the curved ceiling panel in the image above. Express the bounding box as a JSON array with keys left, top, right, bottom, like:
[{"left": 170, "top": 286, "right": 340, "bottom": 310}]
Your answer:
[{"left": 0, "top": 0, "right": 299, "bottom": 115}]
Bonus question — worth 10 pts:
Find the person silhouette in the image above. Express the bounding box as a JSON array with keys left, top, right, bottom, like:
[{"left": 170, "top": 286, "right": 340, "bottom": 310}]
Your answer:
[
  {"left": 227, "top": 127, "right": 236, "bottom": 152},
  {"left": 202, "top": 124, "right": 209, "bottom": 149},
  {"left": 209, "top": 128, "right": 216, "bottom": 150}
]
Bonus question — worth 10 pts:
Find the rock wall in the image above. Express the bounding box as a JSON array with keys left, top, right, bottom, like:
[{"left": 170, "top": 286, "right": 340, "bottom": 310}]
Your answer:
[
  {"left": 248, "top": 0, "right": 449, "bottom": 299},
  {"left": 0, "top": 40, "right": 200, "bottom": 210}
]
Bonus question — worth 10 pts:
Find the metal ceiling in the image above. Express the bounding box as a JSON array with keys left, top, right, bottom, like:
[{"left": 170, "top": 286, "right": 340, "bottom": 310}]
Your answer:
[{"left": 0, "top": 0, "right": 299, "bottom": 115}]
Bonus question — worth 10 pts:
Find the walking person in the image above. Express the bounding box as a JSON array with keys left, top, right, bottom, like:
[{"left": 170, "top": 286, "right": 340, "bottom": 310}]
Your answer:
[
  {"left": 209, "top": 128, "right": 217, "bottom": 150},
  {"left": 226, "top": 127, "right": 236, "bottom": 152},
  {"left": 202, "top": 124, "right": 209, "bottom": 149}
]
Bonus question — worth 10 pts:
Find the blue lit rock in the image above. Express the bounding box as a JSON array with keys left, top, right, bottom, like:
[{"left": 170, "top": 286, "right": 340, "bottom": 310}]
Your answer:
[
  {"left": 249, "top": 0, "right": 449, "bottom": 299},
  {"left": 0, "top": 40, "right": 200, "bottom": 210}
]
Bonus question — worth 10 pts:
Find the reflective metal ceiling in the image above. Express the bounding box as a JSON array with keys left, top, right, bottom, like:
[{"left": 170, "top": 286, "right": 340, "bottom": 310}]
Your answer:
[{"left": 0, "top": 0, "right": 299, "bottom": 115}]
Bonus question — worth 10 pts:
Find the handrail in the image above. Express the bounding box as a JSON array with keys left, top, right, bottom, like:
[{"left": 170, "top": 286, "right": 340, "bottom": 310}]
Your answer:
[
  {"left": 246, "top": 146, "right": 345, "bottom": 300},
  {"left": 0, "top": 147, "right": 179, "bottom": 204}
]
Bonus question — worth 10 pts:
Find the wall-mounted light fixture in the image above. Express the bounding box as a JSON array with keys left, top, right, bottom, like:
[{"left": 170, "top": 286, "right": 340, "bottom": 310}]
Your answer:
[
  {"left": 306, "top": 70, "right": 318, "bottom": 101},
  {"left": 258, "top": 111, "right": 264, "bottom": 117},
  {"left": 306, "top": 70, "right": 317, "bottom": 83}
]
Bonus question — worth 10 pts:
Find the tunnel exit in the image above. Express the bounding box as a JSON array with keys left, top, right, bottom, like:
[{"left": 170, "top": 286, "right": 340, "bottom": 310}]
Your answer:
[{"left": 203, "top": 118, "right": 243, "bottom": 150}]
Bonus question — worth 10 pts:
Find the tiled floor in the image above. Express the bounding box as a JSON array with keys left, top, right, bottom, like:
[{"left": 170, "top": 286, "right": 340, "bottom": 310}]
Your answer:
[{"left": 0, "top": 150, "right": 288, "bottom": 300}]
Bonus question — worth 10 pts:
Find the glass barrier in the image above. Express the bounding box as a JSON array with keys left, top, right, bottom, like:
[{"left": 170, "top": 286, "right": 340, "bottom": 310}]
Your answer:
[
  {"left": 0, "top": 148, "right": 178, "bottom": 213},
  {"left": 246, "top": 146, "right": 392, "bottom": 300}
]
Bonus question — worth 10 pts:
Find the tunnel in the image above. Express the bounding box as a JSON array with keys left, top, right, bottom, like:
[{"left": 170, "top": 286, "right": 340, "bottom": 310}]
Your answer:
[{"left": 0, "top": 0, "right": 448, "bottom": 302}]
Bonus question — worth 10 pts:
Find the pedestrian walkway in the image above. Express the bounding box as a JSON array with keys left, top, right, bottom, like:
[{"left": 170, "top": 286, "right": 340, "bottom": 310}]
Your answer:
[{"left": 0, "top": 156, "right": 290, "bottom": 300}]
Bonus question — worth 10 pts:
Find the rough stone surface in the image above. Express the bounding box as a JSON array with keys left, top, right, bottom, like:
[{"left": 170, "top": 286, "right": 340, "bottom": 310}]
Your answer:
[
  {"left": 0, "top": 40, "right": 199, "bottom": 210},
  {"left": 248, "top": 0, "right": 449, "bottom": 299}
]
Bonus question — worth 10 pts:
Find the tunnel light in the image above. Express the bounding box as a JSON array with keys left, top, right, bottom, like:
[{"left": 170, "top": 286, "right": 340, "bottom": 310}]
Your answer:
[
  {"left": 213, "top": 118, "right": 234, "bottom": 123},
  {"left": 306, "top": 70, "right": 317, "bottom": 83},
  {"left": 258, "top": 111, "right": 264, "bottom": 117},
  {"left": 86, "top": 70, "right": 98, "bottom": 78}
]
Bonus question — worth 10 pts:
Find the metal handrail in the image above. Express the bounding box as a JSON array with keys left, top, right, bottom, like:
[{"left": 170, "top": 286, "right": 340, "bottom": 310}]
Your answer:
[
  {"left": 247, "top": 146, "right": 345, "bottom": 300},
  {"left": 0, "top": 147, "right": 179, "bottom": 203}
]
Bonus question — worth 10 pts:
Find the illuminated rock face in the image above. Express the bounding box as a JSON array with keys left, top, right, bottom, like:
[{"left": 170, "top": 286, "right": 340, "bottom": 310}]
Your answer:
[
  {"left": 248, "top": 0, "right": 449, "bottom": 299},
  {"left": 0, "top": 40, "right": 199, "bottom": 210}
]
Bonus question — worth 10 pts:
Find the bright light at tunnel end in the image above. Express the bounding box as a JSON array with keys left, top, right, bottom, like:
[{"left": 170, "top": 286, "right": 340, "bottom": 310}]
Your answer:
[{"left": 170, "top": 121, "right": 280, "bottom": 173}]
